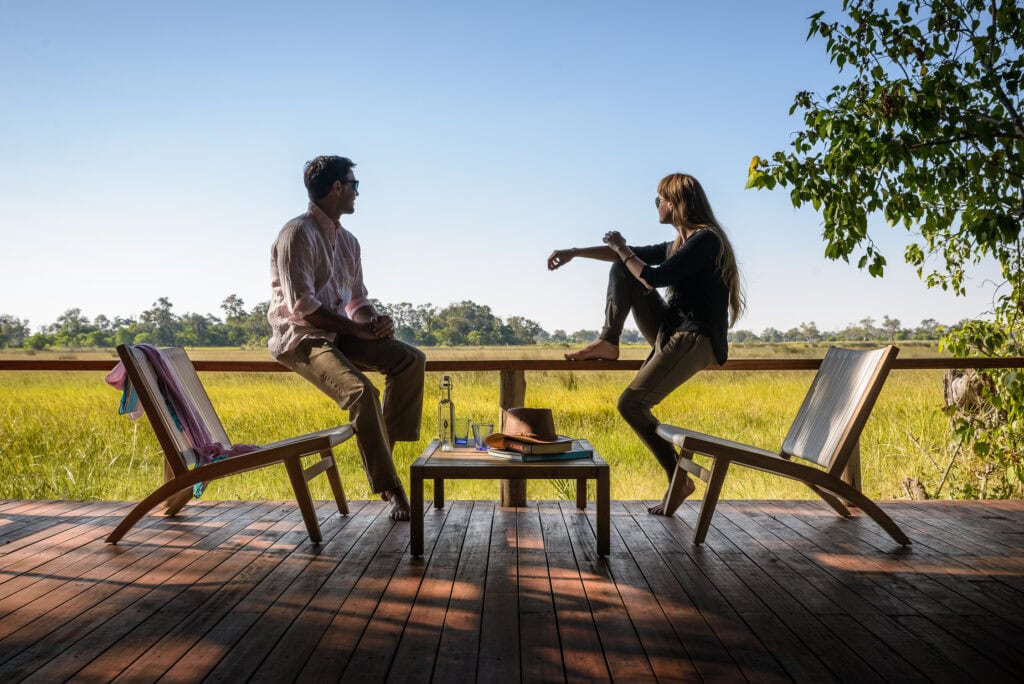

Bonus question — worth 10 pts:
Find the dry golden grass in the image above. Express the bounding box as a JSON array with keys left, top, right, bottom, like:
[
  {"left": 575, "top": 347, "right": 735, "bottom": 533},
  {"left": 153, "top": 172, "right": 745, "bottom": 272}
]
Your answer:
[{"left": 0, "top": 342, "right": 963, "bottom": 504}]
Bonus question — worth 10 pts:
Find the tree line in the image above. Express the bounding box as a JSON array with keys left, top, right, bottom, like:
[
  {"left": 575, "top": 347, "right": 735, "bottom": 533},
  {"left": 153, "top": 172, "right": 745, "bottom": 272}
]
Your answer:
[{"left": 0, "top": 296, "right": 955, "bottom": 350}]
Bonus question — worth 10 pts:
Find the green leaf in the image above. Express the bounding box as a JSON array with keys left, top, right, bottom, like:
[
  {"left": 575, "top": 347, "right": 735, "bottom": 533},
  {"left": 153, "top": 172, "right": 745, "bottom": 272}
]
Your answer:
[{"left": 751, "top": 0, "right": 1024, "bottom": 478}]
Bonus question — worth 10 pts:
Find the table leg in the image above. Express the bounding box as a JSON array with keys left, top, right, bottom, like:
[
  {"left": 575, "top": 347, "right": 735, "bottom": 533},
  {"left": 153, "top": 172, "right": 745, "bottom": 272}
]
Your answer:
[
  {"left": 411, "top": 466, "right": 424, "bottom": 556},
  {"left": 576, "top": 478, "right": 587, "bottom": 509},
  {"left": 434, "top": 478, "right": 445, "bottom": 509},
  {"left": 597, "top": 468, "right": 609, "bottom": 556}
]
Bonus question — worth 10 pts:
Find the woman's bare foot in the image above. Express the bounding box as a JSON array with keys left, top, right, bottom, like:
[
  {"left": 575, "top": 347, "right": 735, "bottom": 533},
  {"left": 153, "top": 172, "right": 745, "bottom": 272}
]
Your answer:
[
  {"left": 648, "top": 477, "right": 695, "bottom": 516},
  {"left": 381, "top": 487, "right": 411, "bottom": 521},
  {"left": 565, "top": 339, "right": 619, "bottom": 361}
]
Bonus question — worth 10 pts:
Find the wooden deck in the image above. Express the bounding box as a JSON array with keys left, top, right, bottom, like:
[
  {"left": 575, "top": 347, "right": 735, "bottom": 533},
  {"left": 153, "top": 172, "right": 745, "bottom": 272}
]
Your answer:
[{"left": 1, "top": 499, "right": 1022, "bottom": 682}]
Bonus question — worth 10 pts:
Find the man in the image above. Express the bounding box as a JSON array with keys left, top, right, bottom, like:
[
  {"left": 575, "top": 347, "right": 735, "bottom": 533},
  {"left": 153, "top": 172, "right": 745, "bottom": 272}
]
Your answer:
[{"left": 268, "top": 155, "right": 425, "bottom": 521}]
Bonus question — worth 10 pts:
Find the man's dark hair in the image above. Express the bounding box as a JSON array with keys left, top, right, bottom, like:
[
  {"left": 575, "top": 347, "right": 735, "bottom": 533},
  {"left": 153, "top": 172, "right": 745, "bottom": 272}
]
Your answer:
[{"left": 304, "top": 155, "right": 356, "bottom": 201}]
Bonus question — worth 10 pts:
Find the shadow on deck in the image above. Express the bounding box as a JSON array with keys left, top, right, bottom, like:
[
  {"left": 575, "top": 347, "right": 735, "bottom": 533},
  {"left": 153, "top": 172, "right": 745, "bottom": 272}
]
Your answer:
[{"left": 1, "top": 498, "right": 1022, "bottom": 682}]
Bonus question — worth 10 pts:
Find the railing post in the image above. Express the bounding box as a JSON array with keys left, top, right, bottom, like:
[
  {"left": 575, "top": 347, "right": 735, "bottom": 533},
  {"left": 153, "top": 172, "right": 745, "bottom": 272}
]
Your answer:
[{"left": 499, "top": 368, "right": 527, "bottom": 507}]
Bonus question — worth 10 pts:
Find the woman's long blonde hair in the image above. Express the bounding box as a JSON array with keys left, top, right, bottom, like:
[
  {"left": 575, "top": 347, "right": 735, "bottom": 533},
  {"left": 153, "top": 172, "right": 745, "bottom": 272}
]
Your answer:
[{"left": 658, "top": 173, "right": 745, "bottom": 326}]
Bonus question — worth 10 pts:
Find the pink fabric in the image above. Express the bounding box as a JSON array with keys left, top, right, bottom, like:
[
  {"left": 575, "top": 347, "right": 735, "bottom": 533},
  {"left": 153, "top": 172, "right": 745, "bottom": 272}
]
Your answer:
[
  {"left": 104, "top": 363, "right": 144, "bottom": 419},
  {"left": 267, "top": 202, "right": 372, "bottom": 357},
  {"left": 106, "top": 345, "right": 258, "bottom": 465}
]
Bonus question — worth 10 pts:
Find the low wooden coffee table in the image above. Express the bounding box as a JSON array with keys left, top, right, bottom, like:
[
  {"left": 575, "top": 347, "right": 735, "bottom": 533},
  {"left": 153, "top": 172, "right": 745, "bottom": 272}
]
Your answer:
[{"left": 409, "top": 439, "right": 610, "bottom": 556}]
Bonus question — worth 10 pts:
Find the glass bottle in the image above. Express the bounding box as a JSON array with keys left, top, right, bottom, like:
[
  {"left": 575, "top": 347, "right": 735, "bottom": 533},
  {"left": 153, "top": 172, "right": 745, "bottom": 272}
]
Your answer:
[{"left": 438, "top": 375, "right": 454, "bottom": 451}]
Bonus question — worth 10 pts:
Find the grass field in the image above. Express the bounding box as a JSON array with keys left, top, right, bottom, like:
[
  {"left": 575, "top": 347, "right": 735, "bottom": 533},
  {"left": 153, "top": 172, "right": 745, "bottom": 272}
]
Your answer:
[{"left": 0, "top": 342, "right": 977, "bottom": 503}]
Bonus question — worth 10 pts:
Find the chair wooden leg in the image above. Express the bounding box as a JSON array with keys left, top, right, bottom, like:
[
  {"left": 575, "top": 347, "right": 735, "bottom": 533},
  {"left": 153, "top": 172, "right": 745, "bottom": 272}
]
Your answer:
[
  {"left": 285, "top": 457, "right": 322, "bottom": 544},
  {"left": 824, "top": 479, "right": 911, "bottom": 545},
  {"left": 107, "top": 478, "right": 195, "bottom": 543},
  {"left": 694, "top": 459, "right": 730, "bottom": 545},
  {"left": 163, "top": 460, "right": 192, "bottom": 516},
  {"left": 663, "top": 449, "right": 697, "bottom": 516},
  {"left": 322, "top": 449, "right": 348, "bottom": 515},
  {"left": 806, "top": 483, "right": 851, "bottom": 517}
]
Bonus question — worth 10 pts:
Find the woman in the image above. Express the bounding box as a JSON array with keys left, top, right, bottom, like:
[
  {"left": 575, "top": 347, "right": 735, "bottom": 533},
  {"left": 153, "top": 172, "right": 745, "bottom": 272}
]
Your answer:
[{"left": 547, "top": 173, "right": 744, "bottom": 514}]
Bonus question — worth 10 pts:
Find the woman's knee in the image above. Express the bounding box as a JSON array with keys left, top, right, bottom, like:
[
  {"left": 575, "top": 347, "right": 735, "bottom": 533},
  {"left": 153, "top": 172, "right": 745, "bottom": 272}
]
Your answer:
[
  {"left": 609, "top": 258, "right": 630, "bottom": 279},
  {"left": 617, "top": 388, "right": 648, "bottom": 423}
]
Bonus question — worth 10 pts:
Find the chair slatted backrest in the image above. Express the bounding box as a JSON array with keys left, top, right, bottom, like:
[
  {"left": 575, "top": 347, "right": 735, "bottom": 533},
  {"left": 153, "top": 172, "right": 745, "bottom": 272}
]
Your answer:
[
  {"left": 118, "top": 345, "right": 231, "bottom": 470},
  {"left": 780, "top": 346, "right": 898, "bottom": 471}
]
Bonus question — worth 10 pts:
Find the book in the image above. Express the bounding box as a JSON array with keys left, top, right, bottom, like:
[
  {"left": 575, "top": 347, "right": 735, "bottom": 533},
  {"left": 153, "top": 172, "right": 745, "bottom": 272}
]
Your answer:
[
  {"left": 500, "top": 436, "right": 574, "bottom": 455},
  {"left": 487, "top": 440, "right": 593, "bottom": 462}
]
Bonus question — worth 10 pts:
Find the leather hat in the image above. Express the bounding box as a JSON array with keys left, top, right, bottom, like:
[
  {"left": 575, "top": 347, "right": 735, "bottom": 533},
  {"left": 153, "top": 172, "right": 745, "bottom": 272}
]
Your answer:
[{"left": 484, "top": 407, "right": 571, "bottom": 449}]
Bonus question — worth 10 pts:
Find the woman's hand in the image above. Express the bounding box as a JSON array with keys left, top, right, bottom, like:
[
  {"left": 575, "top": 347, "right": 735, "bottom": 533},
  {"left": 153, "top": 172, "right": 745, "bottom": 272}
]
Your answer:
[
  {"left": 602, "top": 231, "right": 627, "bottom": 249},
  {"left": 547, "top": 249, "right": 575, "bottom": 270}
]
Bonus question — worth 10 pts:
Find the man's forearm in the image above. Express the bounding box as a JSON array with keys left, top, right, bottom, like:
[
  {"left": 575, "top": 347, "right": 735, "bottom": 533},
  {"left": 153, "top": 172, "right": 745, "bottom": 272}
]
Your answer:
[
  {"left": 349, "top": 304, "right": 375, "bottom": 324},
  {"left": 305, "top": 306, "right": 365, "bottom": 337}
]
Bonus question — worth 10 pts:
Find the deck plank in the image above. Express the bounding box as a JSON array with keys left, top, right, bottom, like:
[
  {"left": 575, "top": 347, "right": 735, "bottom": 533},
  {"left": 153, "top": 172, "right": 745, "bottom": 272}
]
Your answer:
[
  {"left": 751, "top": 501, "right": 979, "bottom": 683},
  {"left": 561, "top": 501, "right": 657, "bottom": 683},
  {"left": 630, "top": 501, "right": 793, "bottom": 683},
  {"left": 0, "top": 499, "right": 1022, "bottom": 682},
  {"left": 247, "top": 501, "right": 394, "bottom": 683},
  {"left": 29, "top": 501, "right": 308, "bottom": 682},
  {"left": 540, "top": 501, "right": 610, "bottom": 683},
  {"left": 77, "top": 502, "right": 325, "bottom": 682},
  {"left": 115, "top": 501, "right": 368, "bottom": 683},
  {"left": 0, "top": 500, "right": 264, "bottom": 680},
  {"left": 387, "top": 500, "right": 472, "bottom": 683},
  {"left": 337, "top": 502, "right": 452, "bottom": 683},
  {"left": 614, "top": 502, "right": 742, "bottom": 683},
  {"left": 289, "top": 502, "right": 407, "bottom": 680},
  {"left": 431, "top": 500, "right": 493, "bottom": 682},
  {"left": 516, "top": 504, "right": 564, "bottom": 683},
  {"left": 476, "top": 505, "right": 521, "bottom": 683}
]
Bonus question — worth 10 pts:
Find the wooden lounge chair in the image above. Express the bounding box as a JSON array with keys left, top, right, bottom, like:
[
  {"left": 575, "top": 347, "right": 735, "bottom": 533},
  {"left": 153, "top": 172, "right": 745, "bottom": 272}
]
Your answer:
[
  {"left": 106, "top": 344, "right": 354, "bottom": 544},
  {"left": 655, "top": 345, "right": 910, "bottom": 545}
]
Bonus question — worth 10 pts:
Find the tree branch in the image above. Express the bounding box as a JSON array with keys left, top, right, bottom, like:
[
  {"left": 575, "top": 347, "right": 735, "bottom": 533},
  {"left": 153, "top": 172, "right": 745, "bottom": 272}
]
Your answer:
[{"left": 981, "top": 0, "right": 1024, "bottom": 136}]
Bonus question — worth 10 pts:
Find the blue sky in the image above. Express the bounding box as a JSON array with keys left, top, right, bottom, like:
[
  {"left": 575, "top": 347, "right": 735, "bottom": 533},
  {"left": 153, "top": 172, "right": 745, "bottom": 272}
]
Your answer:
[{"left": 0, "top": 1, "right": 1002, "bottom": 337}]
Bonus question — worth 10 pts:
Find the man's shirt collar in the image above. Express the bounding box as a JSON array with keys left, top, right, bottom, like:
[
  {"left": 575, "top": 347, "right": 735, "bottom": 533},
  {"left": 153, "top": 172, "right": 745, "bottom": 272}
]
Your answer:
[{"left": 308, "top": 201, "right": 340, "bottom": 238}]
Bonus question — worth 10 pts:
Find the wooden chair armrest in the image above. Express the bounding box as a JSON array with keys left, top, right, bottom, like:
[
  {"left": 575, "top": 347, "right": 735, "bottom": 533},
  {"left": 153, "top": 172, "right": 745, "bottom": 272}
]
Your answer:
[
  {"left": 258, "top": 424, "right": 355, "bottom": 451},
  {"left": 656, "top": 424, "right": 779, "bottom": 462},
  {"left": 661, "top": 426, "right": 828, "bottom": 483},
  {"left": 189, "top": 425, "right": 356, "bottom": 480}
]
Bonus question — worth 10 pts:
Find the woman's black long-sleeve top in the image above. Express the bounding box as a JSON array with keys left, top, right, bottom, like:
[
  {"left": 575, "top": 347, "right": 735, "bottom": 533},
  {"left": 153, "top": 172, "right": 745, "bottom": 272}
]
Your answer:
[{"left": 633, "top": 229, "right": 730, "bottom": 365}]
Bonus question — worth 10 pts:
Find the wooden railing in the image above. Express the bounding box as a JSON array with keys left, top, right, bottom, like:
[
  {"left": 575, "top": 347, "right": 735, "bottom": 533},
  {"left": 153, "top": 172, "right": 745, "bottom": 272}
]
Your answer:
[
  {"left": 4, "top": 357, "right": 1024, "bottom": 372},
  {"left": 4, "top": 356, "right": 1024, "bottom": 506}
]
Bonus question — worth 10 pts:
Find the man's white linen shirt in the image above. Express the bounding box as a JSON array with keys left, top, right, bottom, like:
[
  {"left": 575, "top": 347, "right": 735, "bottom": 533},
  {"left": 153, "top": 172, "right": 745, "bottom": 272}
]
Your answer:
[{"left": 267, "top": 202, "right": 371, "bottom": 358}]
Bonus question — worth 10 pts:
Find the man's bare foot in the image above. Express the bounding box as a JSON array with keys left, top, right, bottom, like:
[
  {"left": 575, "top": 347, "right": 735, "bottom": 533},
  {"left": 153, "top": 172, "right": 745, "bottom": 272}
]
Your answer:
[
  {"left": 565, "top": 339, "right": 619, "bottom": 361},
  {"left": 648, "top": 476, "right": 696, "bottom": 516},
  {"left": 381, "top": 487, "right": 411, "bottom": 521}
]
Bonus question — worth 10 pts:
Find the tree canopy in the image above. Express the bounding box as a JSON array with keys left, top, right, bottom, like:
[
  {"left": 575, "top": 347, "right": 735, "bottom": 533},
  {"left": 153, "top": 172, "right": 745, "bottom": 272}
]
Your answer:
[
  {"left": 749, "top": 0, "right": 1022, "bottom": 293},
  {"left": 748, "top": 0, "right": 1023, "bottom": 488}
]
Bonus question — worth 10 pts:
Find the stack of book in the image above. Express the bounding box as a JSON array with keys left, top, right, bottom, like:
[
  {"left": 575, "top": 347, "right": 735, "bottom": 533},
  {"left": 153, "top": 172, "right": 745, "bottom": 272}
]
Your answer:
[{"left": 487, "top": 438, "right": 593, "bottom": 462}]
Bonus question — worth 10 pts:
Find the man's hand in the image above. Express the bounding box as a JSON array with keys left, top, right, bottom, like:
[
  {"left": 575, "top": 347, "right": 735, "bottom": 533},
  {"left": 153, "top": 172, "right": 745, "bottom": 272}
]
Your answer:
[
  {"left": 351, "top": 320, "right": 380, "bottom": 340},
  {"left": 306, "top": 306, "right": 381, "bottom": 340},
  {"left": 369, "top": 314, "right": 395, "bottom": 339}
]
